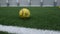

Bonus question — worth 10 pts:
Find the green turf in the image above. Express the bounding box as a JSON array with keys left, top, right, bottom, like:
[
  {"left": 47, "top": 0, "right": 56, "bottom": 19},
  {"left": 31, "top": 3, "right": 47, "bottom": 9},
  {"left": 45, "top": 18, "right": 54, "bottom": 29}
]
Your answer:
[
  {"left": 0, "top": 7, "right": 60, "bottom": 30},
  {"left": 0, "top": 31, "right": 14, "bottom": 34},
  {"left": 0, "top": 31, "right": 8, "bottom": 34}
]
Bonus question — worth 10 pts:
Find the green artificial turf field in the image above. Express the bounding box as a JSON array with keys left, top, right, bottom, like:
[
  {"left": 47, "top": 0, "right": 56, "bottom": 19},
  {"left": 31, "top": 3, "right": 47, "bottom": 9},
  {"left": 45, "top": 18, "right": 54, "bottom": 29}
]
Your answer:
[
  {"left": 0, "top": 31, "right": 8, "bottom": 34},
  {"left": 0, "top": 7, "right": 60, "bottom": 30}
]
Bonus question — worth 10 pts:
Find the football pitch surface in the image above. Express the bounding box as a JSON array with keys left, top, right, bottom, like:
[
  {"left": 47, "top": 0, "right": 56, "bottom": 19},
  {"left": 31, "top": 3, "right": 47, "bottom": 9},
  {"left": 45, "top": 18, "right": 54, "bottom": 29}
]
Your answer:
[{"left": 0, "top": 7, "right": 60, "bottom": 31}]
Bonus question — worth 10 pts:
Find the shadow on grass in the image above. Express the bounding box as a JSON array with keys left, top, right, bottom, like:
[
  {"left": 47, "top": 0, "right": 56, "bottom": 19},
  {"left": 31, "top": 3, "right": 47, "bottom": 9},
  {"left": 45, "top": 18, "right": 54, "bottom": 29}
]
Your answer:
[{"left": 18, "top": 16, "right": 31, "bottom": 21}]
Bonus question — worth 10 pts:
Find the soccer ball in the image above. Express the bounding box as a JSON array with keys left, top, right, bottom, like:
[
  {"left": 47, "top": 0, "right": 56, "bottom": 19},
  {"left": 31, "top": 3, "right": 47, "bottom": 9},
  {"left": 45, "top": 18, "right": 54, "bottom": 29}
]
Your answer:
[
  {"left": 59, "top": 6, "right": 60, "bottom": 8},
  {"left": 19, "top": 8, "right": 30, "bottom": 18}
]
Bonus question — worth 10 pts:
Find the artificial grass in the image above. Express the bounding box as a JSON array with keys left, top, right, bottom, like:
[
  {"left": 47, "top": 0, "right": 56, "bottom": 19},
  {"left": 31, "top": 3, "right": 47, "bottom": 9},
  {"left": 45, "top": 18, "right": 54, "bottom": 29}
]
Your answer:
[
  {"left": 0, "top": 31, "right": 14, "bottom": 34},
  {"left": 0, "top": 7, "right": 60, "bottom": 30},
  {"left": 0, "top": 31, "right": 8, "bottom": 34}
]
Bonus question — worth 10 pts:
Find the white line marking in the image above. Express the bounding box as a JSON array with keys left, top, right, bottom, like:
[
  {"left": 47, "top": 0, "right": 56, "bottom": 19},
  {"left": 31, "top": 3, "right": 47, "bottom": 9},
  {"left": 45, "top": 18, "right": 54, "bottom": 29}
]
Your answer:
[{"left": 0, "top": 25, "right": 60, "bottom": 34}]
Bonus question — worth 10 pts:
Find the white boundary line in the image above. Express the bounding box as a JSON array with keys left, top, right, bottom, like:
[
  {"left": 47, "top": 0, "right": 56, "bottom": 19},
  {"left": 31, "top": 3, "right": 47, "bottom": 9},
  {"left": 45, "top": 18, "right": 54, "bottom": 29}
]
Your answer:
[{"left": 0, "top": 25, "right": 60, "bottom": 34}]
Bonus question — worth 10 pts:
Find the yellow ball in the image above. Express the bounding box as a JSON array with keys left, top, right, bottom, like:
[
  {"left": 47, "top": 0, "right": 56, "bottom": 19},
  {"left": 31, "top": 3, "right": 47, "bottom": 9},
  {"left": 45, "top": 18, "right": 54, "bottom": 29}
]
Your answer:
[
  {"left": 19, "top": 8, "right": 30, "bottom": 18},
  {"left": 59, "top": 6, "right": 60, "bottom": 8}
]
